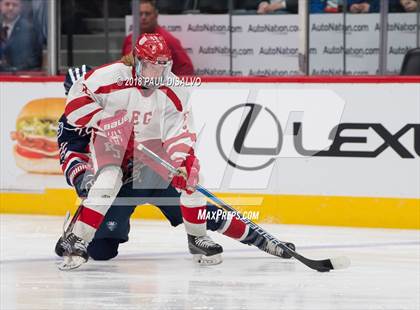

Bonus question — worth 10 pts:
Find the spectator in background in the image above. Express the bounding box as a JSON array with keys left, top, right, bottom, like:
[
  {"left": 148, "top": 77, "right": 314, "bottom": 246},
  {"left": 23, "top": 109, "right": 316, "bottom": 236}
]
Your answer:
[
  {"left": 257, "top": 0, "right": 298, "bottom": 14},
  {"left": 257, "top": 0, "right": 286, "bottom": 13},
  {"left": 311, "top": 0, "right": 343, "bottom": 13},
  {"left": 348, "top": 0, "right": 379, "bottom": 13},
  {"left": 311, "top": 0, "right": 406, "bottom": 13},
  {"left": 399, "top": 0, "right": 418, "bottom": 11},
  {"left": 0, "top": 0, "right": 42, "bottom": 71},
  {"left": 122, "top": 0, "right": 193, "bottom": 76},
  {"left": 31, "top": 0, "right": 47, "bottom": 46}
]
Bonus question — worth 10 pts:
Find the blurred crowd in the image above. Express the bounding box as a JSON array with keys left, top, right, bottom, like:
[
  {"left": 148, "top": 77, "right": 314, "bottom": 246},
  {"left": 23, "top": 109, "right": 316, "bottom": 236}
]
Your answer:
[
  {"left": 0, "top": 0, "right": 418, "bottom": 73},
  {"left": 258, "top": 0, "right": 418, "bottom": 14},
  {"left": 0, "top": 0, "right": 46, "bottom": 71}
]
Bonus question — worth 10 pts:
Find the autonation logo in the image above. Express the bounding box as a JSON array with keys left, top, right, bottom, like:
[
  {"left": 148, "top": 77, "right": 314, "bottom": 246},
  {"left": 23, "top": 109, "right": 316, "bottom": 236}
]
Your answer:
[
  {"left": 312, "top": 23, "right": 369, "bottom": 32},
  {"left": 322, "top": 46, "right": 379, "bottom": 56},
  {"left": 249, "top": 69, "right": 301, "bottom": 76},
  {"left": 389, "top": 46, "right": 412, "bottom": 55},
  {"left": 380, "top": 22, "right": 418, "bottom": 32},
  {"left": 195, "top": 68, "right": 243, "bottom": 75},
  {"left": 187, "top": 24, "right": 243, "bottom": 33},
  {"left": 198, "top": 46, "right": 254, "bottom": 56},
  {"left": 248, "top": 24, "right": 299, "bottom": 34},
  {"left": 199, "top": 46, "right": 230, "bottom": 55},
  {"left": 259, "top": 47, "right": 298, "bottom": 56}
]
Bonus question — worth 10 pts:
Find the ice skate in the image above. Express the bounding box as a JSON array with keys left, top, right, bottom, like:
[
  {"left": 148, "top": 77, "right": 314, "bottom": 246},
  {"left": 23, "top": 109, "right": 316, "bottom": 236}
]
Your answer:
[
  {"left": 188, "top": 234, "right": 223, "bottom": 266},
  {"left": 54, "top": 236, "right": 65, "bottom": 257},
  {"left": 57, "top": 233, "right": 89, "bottom": 271}
]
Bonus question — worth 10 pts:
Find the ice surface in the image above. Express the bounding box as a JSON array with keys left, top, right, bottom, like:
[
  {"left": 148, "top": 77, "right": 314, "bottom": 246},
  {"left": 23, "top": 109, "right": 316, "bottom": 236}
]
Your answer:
[{"left": 1, "top": 214, "right": 419, "bottom": 310}]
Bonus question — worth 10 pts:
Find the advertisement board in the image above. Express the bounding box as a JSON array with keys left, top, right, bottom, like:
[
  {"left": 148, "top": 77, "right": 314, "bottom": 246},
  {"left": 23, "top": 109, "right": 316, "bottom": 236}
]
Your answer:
[
  {"left": 387, "top": 13, "right": 419, "bottom": 74},
  {"left": 310, "top": 14, "right": 381, "bottom": 75},
  {"left": 1, "top": 77, "right": 419, "bottom": 227},
  {"left": 126, "top": 13, "right": 419, "bottom": 75},
  {"left": 193, "top": 82, "right": 419, "bottom": 199},
  {"left": 1, "top": 79, "right": 419, "bottom": 199},
  {"left": 310, "top": 13, "right": 419, "bottom": 75},
  {"left": 0, "top": 82, "right": 68, "bottom": 191},
  {"left": 127, "top": 14, "right": 231, "bottom": 75},
  {"left": 231, "top": 15, "right": 300, "bottom": 76}
]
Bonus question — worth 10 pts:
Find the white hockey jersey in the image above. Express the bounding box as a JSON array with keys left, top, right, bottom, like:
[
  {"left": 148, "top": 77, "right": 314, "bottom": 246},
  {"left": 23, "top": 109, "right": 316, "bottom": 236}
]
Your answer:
[{"left": 64, "top": 61, "right": 196, "bottom": 165}]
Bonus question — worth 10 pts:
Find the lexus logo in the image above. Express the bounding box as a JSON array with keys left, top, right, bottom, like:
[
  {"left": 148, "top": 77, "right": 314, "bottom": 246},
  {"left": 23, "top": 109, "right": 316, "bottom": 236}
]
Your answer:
[
  {"left": 216, "top": 103, "right": 282, "bottom": 171},
  {"left": 217, "top": 104, "right": 419, "bottom": 170}
]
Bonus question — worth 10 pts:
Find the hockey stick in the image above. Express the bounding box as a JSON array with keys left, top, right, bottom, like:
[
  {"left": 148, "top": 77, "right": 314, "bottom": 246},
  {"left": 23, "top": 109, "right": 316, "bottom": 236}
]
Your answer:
[
  {"left": 62, "top": 203, "right": 83, "bottom": 239},
  {"left": 137, "top": 144, "right": 350, "bottom": 272},
  {"left": 56, "top": 204, "right": 86, "bottom": 271}
]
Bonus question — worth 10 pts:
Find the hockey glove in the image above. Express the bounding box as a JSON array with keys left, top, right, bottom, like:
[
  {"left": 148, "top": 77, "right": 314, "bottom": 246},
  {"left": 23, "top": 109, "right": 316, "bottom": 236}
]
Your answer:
[
  {"left": 73, "top": 170, "right": 95, "bottom": 198},
  {"left": 99, "top": 110, "right": 133, "bottom": 147},
  {"left": 171, "top": 154, "right": 200, "bottom": 194},
  {"left": 67, "top": 162, "right": 94, "bottom": 198}
]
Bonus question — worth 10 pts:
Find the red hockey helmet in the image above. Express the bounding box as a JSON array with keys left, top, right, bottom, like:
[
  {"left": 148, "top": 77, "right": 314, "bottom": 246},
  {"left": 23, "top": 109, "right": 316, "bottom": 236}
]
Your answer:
[
  {"left": 133, "top": 33, "right": 173, "bottom": 87},
  {"left": 134, "top": 33, "right": 172, "bottom": 63}
]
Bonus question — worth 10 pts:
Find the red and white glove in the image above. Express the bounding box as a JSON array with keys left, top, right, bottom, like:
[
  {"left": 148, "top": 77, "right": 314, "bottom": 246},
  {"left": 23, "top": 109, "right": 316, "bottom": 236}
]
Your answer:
[
  {"left": 98, "top": 110, "right": 133, "bottom": 146},
  {"left": 171, "top": 154, "right": 200, "bottom": 194}
]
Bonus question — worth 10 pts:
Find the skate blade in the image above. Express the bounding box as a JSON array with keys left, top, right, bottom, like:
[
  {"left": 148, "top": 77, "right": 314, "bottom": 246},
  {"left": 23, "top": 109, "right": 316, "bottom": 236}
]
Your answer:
[
  {"left": 58, "top": 255, "right": 87, "bottom": 271},
  {"left": 193, "top": 254, "right": 223, "bottom": 266}
]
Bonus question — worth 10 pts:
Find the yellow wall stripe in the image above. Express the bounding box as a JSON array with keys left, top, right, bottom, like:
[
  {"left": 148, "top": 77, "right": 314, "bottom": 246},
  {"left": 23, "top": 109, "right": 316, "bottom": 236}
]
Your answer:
[{"left": 1, "top": 190, "right": 419, "bottom": 229}]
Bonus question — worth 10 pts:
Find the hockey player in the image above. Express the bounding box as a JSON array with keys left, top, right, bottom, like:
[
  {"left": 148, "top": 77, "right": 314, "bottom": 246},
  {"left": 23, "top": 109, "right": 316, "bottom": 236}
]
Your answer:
[
  {"left": 57, "top": 106, "right": 295, "bottom": 265},
  {"left": 57, "top": 105, "right": 246, "bottom": 263},
  {"left": 58, "top": 36, "right": 295, "bottom": 269},
  {"left": 59, "top": 33, "right": 223, "bottom": 269}
]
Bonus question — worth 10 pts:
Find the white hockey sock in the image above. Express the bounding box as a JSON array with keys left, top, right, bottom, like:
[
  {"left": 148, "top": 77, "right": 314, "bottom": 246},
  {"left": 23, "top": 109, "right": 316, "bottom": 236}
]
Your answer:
[
  {"left": 180, "top": 191, "right": 207, "bottom": 237},
  {"left": 73, "top": 165, "right": 123, "bottom": 242}
]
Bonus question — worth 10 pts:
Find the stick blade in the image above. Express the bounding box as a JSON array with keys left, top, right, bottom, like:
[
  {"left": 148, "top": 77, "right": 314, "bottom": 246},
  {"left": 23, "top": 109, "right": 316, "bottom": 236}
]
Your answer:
[
  {"left": 301, "top": 256, "right": 350, "bottom": 272},
  {"left": 330, "top": 256, "right": 351, "bottom": 270}
]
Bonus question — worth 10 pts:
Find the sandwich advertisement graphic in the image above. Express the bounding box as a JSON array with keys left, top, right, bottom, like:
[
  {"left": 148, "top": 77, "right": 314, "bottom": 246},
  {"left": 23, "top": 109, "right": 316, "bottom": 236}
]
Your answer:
[
  {"left": 0, "top": 82, "right": 68, "bottom": 191},
  {"left": 10, "top": 98, "right": 64, "bottom": 174}
]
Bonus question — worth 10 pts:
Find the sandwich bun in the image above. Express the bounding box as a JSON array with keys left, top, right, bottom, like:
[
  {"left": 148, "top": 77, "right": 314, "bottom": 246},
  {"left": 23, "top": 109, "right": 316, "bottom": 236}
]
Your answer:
[
  {"left": 17, "top": 98, "right": 65, "bottom": 122},
  {"left": 12, "top": 98, "right": 65, "bottom": 174},
  {"left": 13, "top": 145, "right": 62, "bottom": 174}
]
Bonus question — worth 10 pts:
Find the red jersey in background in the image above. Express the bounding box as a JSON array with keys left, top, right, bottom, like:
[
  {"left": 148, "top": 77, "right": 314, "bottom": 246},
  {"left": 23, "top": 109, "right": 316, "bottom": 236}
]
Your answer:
[{"left": 122, "top": 25, "right": 194, "bottom": 76}]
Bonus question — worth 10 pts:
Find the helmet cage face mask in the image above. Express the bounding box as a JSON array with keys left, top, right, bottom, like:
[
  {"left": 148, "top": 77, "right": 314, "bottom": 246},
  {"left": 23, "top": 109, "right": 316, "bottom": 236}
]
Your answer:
[{"left": 135, "top": 57, "right": 173, "bottom": 88}]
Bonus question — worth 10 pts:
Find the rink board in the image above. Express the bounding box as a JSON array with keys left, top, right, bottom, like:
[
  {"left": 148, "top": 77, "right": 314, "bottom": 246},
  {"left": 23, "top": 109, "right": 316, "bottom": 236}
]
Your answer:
[
  {"left": 0, "top": 76, "right": 419, "bottom": 229},
  {"left": 0, "top": 189, "right": 419, "bottom": 229},
  {"left": 126, "top": 13, "right": 420, "bottom": 75}
]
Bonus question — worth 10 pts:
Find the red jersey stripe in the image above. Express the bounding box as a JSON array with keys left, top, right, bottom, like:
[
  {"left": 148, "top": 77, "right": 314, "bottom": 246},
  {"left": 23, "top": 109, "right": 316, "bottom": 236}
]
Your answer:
[
  {"left": 64, "top": 96, "right": 94, "bottom": 116},
  {"left": 180, "top": 205, "right": 206, "bottom": 224},
  {"left": 94, "top": 82, "right": 132, "bottom": 94},
  {"left": 78, "top": 206, "right": 105, "bottom": 229},
  {"left": 163, "top": 132, "right": 197, "bottom": 149},
  {"left": 62, "top": 152, "right": 90, "bottom": 172},
  {"left": 159, "top": 86, "right": 183, "bottom": 112},
  {"left": 75, "top": 108, "right": 102, "bottom": 127},
  {"left": 166, "top": 143, "right": 194, "bottom": 158},
  {"left": 222, "top": 216, "right": 247, "bottom": 239}
]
